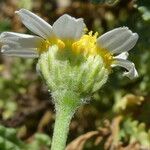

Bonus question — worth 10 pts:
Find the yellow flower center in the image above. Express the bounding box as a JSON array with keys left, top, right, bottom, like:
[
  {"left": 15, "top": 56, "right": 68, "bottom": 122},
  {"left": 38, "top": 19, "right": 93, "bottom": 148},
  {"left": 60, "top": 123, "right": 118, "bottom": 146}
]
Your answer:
[
  {"left": 72, "top": 31, "right": 98, "bottom": 55},
  {"left": 38, "top": 38, "right": 65, "bottom": 53},
  {"left": 37, "top": 31, "right": 114, "bottom": 68},
  {"left": 72, "top": 31, "right": 114, "bottom": 68}
]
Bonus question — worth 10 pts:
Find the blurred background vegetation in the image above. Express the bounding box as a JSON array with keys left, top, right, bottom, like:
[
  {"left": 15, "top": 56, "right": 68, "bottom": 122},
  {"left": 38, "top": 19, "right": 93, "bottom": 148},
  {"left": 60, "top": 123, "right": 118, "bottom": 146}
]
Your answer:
[{"left": 0, "top": 0, "right": 150, "bottom": 149}]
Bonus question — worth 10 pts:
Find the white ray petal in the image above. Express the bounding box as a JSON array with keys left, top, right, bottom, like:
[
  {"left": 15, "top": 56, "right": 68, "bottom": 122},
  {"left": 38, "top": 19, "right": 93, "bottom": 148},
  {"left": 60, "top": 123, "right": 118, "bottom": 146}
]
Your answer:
[
  {"left": 97, "top": 27, "right": 128, "bottom": 47},
  {"left": 0, "top": 32, "right": 34, "bottom": 38},
  {"left": 16, "top": 9, "right": 54, "bottom": 39},
  {"left": 1, "top": 45, "right": 38, "bottom": 58},
  {"left": 112, "top": 58, "right": 138, "bottom": 79},
  {"left": 97, "top": 27, "right": 138, "bottom": 54},
  {"left": 52, "top": 14, "right": 85, "bottom": 39},
  {"left": 0, "top": 32, "right": 43, "bottom": 48},
  {"left": 112, "top": 33, "right": 138, "bottom": 53},
  {"left": 114, "top": 52, "right": 129, "bottom": 60},
  {"left": 102, "top": 31, "right": 132, "bottom": 51}
]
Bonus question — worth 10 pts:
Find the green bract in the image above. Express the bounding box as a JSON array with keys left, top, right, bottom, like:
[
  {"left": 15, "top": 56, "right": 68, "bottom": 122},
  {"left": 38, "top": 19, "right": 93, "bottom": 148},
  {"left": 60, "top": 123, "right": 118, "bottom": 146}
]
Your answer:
[{"left": 38, "top": 45, "right": 109, "bottom": 108}]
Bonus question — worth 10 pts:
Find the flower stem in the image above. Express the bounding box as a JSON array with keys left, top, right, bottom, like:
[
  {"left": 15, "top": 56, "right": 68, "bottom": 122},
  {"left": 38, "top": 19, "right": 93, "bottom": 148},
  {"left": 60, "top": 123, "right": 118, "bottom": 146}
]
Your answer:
[{"left": 51, "top": 104, "right": 76, "bottom": 150}]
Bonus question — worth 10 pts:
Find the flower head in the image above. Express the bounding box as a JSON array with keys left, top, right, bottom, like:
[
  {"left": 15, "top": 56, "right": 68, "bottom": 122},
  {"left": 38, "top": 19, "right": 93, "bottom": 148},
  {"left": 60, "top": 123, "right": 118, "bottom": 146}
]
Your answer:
[{"left": 0, "top": 9, "right": 138, "bottom": 79}]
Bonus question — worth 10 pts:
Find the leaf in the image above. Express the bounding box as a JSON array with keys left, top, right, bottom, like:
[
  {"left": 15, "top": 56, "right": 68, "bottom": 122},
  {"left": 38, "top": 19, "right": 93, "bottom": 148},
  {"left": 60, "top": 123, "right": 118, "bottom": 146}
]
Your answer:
[
  {"left": 120, "top": 118, "right": 150, "bottom": 148},
  {"left": 0, "top": 125, "right": 26, "bottom": 150},
  {"left": 27, "top": 133, "right": 51, "bottom": 150},
  {"left": 66, "top": 131, "right": 99, "bottom": 150},
  {"left": 113, "top": 93, "right": 144, "bottom": 113},
  {"left": 0, "top": 125, "right": 51, "bottom": 150}
]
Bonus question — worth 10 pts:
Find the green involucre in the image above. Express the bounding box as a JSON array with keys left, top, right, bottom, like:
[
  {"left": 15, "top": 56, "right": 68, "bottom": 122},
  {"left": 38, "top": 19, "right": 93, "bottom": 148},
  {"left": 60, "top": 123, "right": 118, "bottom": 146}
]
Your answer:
[{"left": 38, "top": 45, "right": 109, "bottom": 106}]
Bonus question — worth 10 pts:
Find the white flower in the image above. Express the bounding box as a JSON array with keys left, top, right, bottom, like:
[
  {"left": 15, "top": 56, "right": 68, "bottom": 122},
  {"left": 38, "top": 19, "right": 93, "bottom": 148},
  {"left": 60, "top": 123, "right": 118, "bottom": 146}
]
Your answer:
[
  {"left": 0, "top": 9, "right": 85, "bottom": 58},
  {"left": 0, "top": 9, "right": 139, "bottom": 79},
  {"left": 96, "top": 27, "right": 139, "bottom": 79}
]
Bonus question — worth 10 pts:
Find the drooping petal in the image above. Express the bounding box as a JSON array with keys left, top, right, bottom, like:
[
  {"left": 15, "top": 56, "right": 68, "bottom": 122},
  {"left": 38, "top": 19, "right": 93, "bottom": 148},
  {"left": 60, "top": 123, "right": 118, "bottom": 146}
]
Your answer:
[
  {"left": 114, "top": 52, "right": 129, "bottom": 60},
  {"left": 0, "top": 32, "right": 44, "bottom": 48},
  {"left": 1, "top": 45, "right": 38, "bottom": 58},
  {"left": 112, "top": 58, "right": 138, "bottom": 79},
  {"left": 16, "top": 9, "right": 54, "bottom": 39},
  {"left": 52, "top": 14, "right": 85, "bottom": 39},
  {"left": 97, "top": 27, "right": 138, "bottom": 54}
]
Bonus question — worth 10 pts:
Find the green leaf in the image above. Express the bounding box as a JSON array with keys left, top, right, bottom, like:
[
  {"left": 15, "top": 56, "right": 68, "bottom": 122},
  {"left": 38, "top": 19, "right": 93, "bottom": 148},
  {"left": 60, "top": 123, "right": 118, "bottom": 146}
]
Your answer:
[
  {"left": 0, "top": 125, "right": 26, "bottom": 150},
  {"left": 120, "top": 118, "right": 150, "bottom": 148},
  {"left": 27, "top": 133, "right": 51, "bottom": 150},
  {"left": 0, "top": 125, "right": 51, "bottom": 150}
]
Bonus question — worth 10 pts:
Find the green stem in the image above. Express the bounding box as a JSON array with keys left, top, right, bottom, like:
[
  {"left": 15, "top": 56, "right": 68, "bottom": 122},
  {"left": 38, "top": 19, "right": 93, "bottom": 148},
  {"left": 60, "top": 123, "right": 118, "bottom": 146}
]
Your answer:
[{"left": 51, "top": 105, "right": 76, "bottom": 150}]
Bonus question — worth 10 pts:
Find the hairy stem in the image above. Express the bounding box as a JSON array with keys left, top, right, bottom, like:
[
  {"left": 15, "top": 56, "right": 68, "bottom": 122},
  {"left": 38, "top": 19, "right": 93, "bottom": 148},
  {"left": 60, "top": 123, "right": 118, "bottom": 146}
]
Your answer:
[{"left": 51, "top": 105, "right": 76, "bottom": 150}]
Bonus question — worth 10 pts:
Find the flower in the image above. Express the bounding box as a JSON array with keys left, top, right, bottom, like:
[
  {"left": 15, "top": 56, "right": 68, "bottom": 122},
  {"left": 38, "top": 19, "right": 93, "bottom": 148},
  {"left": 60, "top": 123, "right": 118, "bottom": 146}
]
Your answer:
[{"left": 0, "top": 9, "right": 138, "bottom": 79}]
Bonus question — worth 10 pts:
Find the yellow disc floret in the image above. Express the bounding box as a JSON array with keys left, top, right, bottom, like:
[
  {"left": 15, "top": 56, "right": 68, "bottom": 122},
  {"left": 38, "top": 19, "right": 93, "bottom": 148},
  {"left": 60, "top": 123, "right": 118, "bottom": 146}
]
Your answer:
[
  {"left": 72, "top": 31, "right": 98, "bottom": 55},
  {"left": 57, "top": 39, "right": 65, "bottom": 49},
  {"left": 98, "top": 47, "right": 114, "bottom": 69},
  {"left": 37, "top": 31, "right": 113, "bottom": 69},
  {"left": 72, "top": 31, "right": 113, "bottom": 68},
  {"left": 38, "top": 38, "right": 65, "bottom": 53},
  {"left": 37, "top": 40, "right": 51, "bottom": 53}
]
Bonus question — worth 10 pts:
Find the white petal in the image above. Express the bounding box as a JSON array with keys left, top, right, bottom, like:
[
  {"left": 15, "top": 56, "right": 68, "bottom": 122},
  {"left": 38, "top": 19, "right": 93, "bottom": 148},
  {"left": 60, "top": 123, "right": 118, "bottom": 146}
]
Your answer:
[
  {"left": 52, "top": 14, "right": 85, "bottom": 39},
  {"left": 112, "top": 58, "right": 138, "bottom": 79},
  {"left": 1, "top": 45, "right": 38, "bottom": 58},
  {"left": 97, "top": 27, "right": 129, "bottom": 48},
  {"left": 112, "top": 33, "right": 138, "bottom": 53},
  {"left": 0, "top": 32, "right": 43, "bottom": 48},
  {"left": 97, "top": 27, "right": 138, "bottom": 54},
  {"left": 114, "top": 52, "right": 129, "bottom": 60},
  {"left": 0, "top": 32, "right": 34, "bottom": 38},
  {"left": 16, "top": 9, "right": 54, "bottom": 39}
]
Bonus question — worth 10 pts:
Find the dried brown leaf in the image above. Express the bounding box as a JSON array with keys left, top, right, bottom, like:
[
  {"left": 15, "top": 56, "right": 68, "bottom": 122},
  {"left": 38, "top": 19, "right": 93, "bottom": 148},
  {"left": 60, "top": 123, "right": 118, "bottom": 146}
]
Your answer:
[
  {"left": 105, "top": 116, "right": 122, "bottom": 150},
  {"left": 114, "top": 94, "right": 144, "bottom": 113},
  {"left": 66, "top": 131, "right": 99, "bottom": 150}
]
